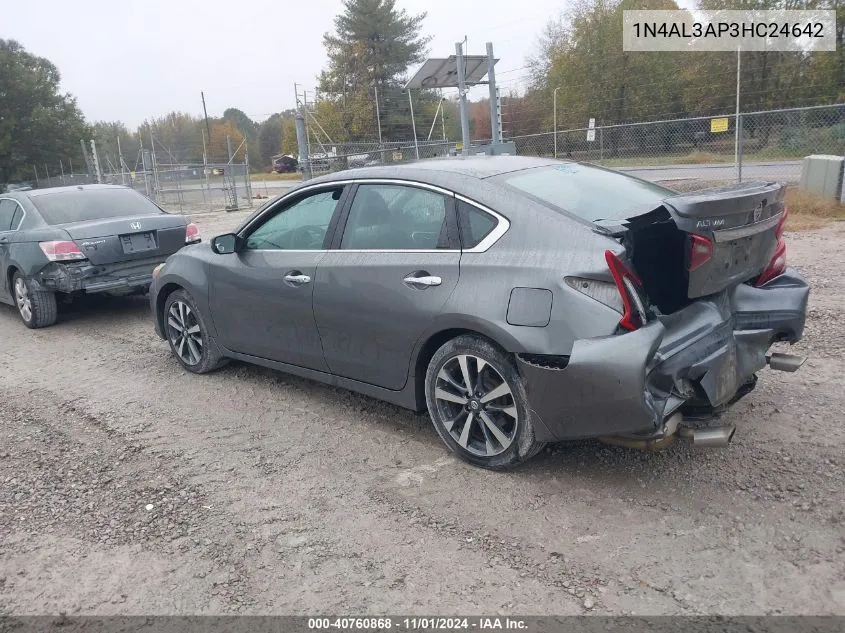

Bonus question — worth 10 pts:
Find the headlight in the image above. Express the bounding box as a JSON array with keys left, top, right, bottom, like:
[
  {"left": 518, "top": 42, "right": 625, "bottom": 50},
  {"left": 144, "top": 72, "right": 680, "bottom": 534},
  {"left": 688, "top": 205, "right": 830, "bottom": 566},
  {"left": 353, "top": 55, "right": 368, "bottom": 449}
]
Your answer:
[{"left": 152, "top": 263, "right": 165, "bottom": 279}]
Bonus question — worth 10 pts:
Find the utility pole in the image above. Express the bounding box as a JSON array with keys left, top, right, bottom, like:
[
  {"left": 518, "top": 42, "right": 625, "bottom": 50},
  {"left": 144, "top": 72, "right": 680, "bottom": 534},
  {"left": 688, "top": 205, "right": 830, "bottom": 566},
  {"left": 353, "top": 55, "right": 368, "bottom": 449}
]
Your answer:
[
  {"left": 295, "top": 111, "right": 311, "bottom": 181},
  {"left": 455, "top": 41, "right": 471, "bottom": 155},
  {"left": 201, "top": 91, "right": 212, "bottom": 162},
  {"left": 374, "top": 83, "right": 384, "bottom": 161},
  {"left": 486, "top": 42, "right": 500, "bottom": 145},
  {"left": 553, "top": 87, "right": 562, "bottom": 158},
  {"left": 735, "top": 46, "right": 742, "bottom": 183},
  {"left": 407, "top": 89, "right": 419, "bottom": 160},
  {"left": 90, "top": 140, "right": 102, "bottom": 183}
]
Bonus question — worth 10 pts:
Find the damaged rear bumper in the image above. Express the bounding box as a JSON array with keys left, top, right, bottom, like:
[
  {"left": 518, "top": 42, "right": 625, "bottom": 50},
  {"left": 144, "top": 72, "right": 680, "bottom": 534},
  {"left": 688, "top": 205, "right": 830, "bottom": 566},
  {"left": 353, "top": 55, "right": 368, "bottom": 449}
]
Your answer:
[
  {"left": 517, "top": 268, "right": 809, "bottom": 442},
  {"left": 36, "top": 257, "right": 166, "bottom": 295}
]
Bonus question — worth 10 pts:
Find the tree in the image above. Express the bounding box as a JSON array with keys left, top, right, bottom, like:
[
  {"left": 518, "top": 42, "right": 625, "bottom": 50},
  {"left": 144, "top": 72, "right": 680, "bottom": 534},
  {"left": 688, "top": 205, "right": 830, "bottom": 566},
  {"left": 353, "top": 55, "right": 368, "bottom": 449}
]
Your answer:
[
  {"left": 223, "top": 107, "right": 258, "bottom": 158},
  {"left": 92, "top": 121, "right": 138, "bottom": 173},
  {"left": 258, "top": 113, "right": 283, "bottom": 168},
  {"left": 317, "top": 0, "right": 431, "bottom": 141},
  {"left": 281, "top": 118, "right": 298, "bottom": 156},
  {"left": 0, "top": 39, "right": 91, "bottom": 183},
  {"left": 143, "top": 112, "right": 203, "bottom": 164},
  {"left": 208, "top": 119, "right": 245, "bottom": 162}
]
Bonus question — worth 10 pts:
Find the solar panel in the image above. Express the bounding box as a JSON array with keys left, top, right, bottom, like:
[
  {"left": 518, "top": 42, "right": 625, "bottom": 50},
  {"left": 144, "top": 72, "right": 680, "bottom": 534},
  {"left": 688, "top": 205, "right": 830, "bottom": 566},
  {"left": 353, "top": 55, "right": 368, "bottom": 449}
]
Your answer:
[{"left": 404, "top": 55, "right": 498, "bottom": 90}]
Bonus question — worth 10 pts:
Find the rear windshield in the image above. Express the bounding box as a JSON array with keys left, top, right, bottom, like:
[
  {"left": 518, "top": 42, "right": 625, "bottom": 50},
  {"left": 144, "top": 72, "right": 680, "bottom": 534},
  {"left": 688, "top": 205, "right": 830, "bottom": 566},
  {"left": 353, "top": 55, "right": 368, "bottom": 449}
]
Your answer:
[
  {"left": 499, "top": 164, "right": 674, "bottom": 222},
  {"left": 32, "top": 188, "right": 162, "bottom": 225}
]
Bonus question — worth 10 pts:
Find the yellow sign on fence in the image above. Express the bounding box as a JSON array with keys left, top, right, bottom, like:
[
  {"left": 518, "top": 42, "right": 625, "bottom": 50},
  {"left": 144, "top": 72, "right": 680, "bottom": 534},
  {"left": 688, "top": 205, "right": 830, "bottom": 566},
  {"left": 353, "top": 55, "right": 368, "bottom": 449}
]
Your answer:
[{"left": 710, "top": 117, "right": 729, "bottom": 133}]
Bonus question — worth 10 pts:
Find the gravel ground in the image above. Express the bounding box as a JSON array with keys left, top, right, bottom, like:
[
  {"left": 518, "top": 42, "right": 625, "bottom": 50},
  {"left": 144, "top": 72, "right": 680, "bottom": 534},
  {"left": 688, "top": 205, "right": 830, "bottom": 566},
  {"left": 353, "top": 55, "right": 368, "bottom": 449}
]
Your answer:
[{"left": 1, "top": 212, "right": 844, "bottom": 616}]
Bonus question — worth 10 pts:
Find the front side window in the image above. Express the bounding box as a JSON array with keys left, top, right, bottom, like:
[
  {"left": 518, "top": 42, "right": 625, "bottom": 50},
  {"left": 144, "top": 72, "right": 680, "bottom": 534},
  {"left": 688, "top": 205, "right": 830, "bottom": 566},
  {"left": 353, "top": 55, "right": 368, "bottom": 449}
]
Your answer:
[
  {"left": 245, "top": 188, "right": 342, "bottom": 250},
  {"left": 341, "top": 184, "right": 449, "bottom": 250}
]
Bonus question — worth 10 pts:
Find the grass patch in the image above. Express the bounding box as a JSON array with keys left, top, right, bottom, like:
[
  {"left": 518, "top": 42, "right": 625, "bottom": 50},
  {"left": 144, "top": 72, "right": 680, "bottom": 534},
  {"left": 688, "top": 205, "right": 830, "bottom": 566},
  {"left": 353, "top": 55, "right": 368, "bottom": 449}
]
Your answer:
[
  {"left": 784, "top": 188, "right": 845, "bottom": 230},
  {"left": 252, "top": 172, "right": 301, "bottom": 181}
]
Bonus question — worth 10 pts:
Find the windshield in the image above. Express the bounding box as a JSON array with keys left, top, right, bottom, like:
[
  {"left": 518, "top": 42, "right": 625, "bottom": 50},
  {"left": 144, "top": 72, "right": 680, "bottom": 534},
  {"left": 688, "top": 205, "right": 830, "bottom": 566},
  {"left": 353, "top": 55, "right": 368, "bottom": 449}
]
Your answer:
[
  {"left": 499, "top": 163, "right": 675, "bottom": 222},
  {"left": 32, "top": 188, "right": 163, "bottom": 225}
]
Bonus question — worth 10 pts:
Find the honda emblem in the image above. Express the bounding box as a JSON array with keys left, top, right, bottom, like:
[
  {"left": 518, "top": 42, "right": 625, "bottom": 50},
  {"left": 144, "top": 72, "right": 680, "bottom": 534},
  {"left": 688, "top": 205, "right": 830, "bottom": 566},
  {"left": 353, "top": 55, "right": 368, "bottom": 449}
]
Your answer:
[{"left": 129, "top": 221, "right": 142, "bottom": 230}]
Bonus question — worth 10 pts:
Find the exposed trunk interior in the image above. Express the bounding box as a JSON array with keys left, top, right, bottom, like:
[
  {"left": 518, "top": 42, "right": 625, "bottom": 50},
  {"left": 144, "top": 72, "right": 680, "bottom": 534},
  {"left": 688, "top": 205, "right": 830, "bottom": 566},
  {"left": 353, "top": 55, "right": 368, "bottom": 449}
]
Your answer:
[
  {"left": 618, "top": 181, "right": 786, "bottom": 316},
  {"left": 625, "top": 207, "right": 690, "bottom": 315}
]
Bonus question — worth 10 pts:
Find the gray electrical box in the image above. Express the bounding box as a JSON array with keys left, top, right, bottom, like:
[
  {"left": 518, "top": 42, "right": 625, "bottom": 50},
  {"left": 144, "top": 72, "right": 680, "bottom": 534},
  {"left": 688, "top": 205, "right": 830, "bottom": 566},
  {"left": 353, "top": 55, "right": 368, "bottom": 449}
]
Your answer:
[
  {"left": 799, "top": 154, "right": 844, "bottom": 200},
  {"left": 468, "top": 141, "right": 517, "bottom": 157}
]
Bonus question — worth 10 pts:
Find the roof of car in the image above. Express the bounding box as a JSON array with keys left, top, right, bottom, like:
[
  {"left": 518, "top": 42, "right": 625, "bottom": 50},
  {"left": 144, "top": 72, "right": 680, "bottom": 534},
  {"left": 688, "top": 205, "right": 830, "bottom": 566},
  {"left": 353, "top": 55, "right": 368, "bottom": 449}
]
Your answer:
[{"left": 312, "top": 155, "right": 563, "bottom": 183}]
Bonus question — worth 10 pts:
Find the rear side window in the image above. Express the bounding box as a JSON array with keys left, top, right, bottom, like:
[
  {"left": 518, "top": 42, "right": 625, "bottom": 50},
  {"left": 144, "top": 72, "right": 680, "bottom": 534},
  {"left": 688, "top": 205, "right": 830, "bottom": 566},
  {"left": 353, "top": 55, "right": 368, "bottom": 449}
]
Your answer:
[
  {"left": 10, "top": 205, "right": 23, "bottom": 230},
  {"left": 500, "top": 164, "right": 673, "bottom": 222},
  {"left": 0, "top": 199, "right": 16, "bottom": 231},
  {"left": 32, "top": 188, "right": 162, "bottom": 225},
  {"left": 341, "top": 184, "right": 449, "bottom": 250},
  {"left": 457, "top": 200, "right": 497, "bottom": 249}
]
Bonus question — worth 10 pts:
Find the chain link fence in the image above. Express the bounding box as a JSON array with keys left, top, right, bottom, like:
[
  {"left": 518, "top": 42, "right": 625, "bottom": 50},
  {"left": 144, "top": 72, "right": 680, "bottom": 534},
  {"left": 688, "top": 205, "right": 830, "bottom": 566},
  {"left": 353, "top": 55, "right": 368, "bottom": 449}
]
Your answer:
[
  {"left": 511, "top": 103, "right": 845, "bottom": 187},
  {"left": 308, "top": 139, "right": 458, "bottom": 175},
  {"left": 299, "top": 103, "right": 843, "bottom": 190},
  {"left": 35, "top": 161, "right": 254, "bottom": 214}
]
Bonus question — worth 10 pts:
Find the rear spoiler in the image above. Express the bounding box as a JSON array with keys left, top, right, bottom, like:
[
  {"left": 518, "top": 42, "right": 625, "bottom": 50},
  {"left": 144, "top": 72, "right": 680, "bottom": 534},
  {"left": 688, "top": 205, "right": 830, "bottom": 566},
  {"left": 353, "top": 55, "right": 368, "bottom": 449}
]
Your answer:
[{"left": 593, "top": 181, "right": 786, "bottom": 237}]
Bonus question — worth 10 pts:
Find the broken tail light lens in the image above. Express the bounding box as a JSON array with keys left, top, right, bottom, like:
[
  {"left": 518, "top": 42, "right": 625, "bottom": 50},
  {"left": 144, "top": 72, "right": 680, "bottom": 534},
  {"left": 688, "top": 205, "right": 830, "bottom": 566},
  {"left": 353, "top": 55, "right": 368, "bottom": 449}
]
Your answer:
[
  {"left": 605, "top": 250, "right": 646, "bottom": 331},
  {"left": 39, "top": 241, "right": 86, "bottom": 262},
  {"left": 688, "top": 234, "right": 714, "bottom": 272},
  {"left": 755, "top": 207, "right": 788, "bottom": 286},
  {"left": 185, "top": 223, "right": 201, "bottom": 244}
]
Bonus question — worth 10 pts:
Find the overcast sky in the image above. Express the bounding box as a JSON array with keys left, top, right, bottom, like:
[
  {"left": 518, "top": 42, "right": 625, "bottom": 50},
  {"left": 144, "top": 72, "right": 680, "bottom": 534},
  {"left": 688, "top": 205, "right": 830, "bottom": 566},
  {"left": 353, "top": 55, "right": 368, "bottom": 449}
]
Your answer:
[
  {"left": 7, "top": 0, "right": 698, "bottom": 128},
  {"left": 5, "top": 0, "right": 576, "bottom": 127}
]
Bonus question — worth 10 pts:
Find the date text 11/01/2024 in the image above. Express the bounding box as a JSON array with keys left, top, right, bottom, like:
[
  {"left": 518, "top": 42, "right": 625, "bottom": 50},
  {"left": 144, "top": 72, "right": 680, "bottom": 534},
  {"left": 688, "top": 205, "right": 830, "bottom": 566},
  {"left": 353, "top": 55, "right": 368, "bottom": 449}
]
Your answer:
[
  {"left": 307, "top": 617, "right": 528, "bottom": 630},
  {"left": 631, "top": 21, "right": 825, "bottom": 39}
]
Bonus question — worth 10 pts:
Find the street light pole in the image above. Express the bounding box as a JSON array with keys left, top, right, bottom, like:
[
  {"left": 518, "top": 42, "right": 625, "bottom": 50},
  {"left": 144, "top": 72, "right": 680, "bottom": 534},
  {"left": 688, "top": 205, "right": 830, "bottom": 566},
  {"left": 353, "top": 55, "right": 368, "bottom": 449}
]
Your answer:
[{"left": 553, "top": 87, "right": 561, "bottom": 159}]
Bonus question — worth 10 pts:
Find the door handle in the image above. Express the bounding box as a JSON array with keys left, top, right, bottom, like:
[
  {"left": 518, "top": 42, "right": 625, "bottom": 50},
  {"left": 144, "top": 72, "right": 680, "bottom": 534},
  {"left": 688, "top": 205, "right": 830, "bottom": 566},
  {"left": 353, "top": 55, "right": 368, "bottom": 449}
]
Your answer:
[
  {"left": 403, "top": 275, "right": 442, "bottom": 288},
  {"left": 283, "top": 274, "right": 311, "bottom": 285}
]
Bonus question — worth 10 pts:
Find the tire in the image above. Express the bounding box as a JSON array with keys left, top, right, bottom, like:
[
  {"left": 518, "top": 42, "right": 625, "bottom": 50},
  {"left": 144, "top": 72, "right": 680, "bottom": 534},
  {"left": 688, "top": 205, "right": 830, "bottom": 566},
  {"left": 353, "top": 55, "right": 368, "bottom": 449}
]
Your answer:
[
  {"left": 13, "top": 272, "right": 57, "bottom": 329},
  {"left": 425, "top": 335, "right": 545, "bottom": 470},
  {"left": 162, "top": 289, "right": 227, "bottom": 374}
]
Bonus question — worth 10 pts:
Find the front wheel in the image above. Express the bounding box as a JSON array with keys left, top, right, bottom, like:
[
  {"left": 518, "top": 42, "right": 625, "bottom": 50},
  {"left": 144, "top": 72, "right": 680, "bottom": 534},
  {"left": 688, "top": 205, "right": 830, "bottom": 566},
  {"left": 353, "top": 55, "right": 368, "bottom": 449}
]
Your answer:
[
  {"left": 425, "top": 335, "right": 545, "bottom": 470},
  {"left": 163, "top": 289, "right": 227, "bottom": 374}
]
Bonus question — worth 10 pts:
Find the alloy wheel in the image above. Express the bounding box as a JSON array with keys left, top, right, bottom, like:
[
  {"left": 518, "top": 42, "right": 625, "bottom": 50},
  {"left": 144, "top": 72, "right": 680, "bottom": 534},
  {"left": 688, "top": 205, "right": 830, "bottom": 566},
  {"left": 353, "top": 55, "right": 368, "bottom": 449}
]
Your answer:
[
  {"left": 14, "top": 277, "right": 32, "bottom": 322},
  {"left": 167, "top": 300, "right": 203, "bottom": 366},
  {"left": 433, "top": 354, "right": 518, "bottom": 457}
]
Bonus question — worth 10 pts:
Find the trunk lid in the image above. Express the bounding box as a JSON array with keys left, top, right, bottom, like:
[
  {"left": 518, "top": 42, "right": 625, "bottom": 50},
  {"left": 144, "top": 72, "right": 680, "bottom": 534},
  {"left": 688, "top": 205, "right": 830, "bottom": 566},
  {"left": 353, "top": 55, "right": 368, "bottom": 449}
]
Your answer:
[
  {"left": 606, "top": 181, "right": 785, "bottom": 314},
  {"left": 60, "top": 213, "right": 188, "bottom": 265}
]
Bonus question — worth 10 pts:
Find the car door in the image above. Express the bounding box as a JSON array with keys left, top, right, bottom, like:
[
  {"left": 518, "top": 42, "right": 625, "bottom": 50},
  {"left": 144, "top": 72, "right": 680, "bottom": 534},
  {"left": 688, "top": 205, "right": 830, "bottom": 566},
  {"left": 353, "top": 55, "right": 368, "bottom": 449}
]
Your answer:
[
  {"left": 313, "top": 182, "right": 461, "bottom": 390},
  {"left": 208, "top": 185, "right": 347, "bottom": 370},
  {"left": 0, "top": 199, "right": 22, "bottom": 303}
]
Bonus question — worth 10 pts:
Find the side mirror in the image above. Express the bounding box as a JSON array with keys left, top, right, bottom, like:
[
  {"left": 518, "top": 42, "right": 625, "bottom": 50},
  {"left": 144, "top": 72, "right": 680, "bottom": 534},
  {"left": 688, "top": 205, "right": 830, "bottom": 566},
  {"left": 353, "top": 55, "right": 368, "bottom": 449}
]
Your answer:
[{"left": 211, "top": 233, "right": 240, "bottom": 254}]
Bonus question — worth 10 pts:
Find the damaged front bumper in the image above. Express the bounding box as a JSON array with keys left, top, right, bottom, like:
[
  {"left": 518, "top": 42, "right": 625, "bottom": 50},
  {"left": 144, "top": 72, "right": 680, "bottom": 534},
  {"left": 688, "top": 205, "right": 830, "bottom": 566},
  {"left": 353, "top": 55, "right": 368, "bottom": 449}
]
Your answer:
[
  {"left": 36, "top": 257, "right": 166, "bottom": 295},
  {"left": 517, "top": 268, "right": 809, "bottom": 443}
]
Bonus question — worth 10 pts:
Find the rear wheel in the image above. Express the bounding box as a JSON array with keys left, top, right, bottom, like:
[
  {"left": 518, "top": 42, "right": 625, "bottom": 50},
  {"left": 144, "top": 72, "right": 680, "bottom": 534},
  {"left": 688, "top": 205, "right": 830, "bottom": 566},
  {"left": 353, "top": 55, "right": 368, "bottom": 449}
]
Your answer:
[
  {"left": 425, "top": 335, "right": 545, "bottom": 470},
  {"left": 13, "top": 272, "right": 57, "bottom": 329},
  {"left": 163, "top": 289, "right": 226, "bottom": 374}
]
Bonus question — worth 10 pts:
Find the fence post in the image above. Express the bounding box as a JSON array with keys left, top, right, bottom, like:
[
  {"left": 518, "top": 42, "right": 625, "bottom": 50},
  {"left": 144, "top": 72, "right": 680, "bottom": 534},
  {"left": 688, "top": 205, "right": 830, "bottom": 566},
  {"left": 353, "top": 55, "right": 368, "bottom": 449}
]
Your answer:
[
  {"left": 245, "top": 143, "right": 254, "bottom": 208},
  {"left": 736, "top": 113, "right": 743, "bottom": 183},
  {"left": 295, "top": 112, "right": 312, "bottom": 181}
]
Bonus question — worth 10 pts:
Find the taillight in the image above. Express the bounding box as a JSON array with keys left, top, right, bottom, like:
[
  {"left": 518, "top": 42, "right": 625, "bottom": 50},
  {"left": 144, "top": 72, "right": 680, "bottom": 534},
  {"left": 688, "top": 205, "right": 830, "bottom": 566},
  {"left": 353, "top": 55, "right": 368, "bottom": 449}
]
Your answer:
[
  {"left": 185, "top": 223, "right": 201, "bottom": 244},
  {"left": 39, "top": 241, "right": 86, "bottom": 262},
  {"left": 688, "top": 234, "right": 713, "bottom": 271},
  {"left": 605, "top": 250, "right": 647, "bottom": 331},
  {"left": 755, "top": 207, "right": 788, "bottom": 286}
]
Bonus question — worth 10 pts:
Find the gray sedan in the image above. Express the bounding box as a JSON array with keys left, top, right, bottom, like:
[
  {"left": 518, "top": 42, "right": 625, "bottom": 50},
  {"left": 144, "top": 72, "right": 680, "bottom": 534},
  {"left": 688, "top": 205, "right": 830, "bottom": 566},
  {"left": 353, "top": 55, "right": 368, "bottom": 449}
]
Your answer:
[
  {"left": 0, "top": 185, "right": 200, "bottom": 328},
  {"left": 150, "top": 156, "right": 808, "bottom": 469}
]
